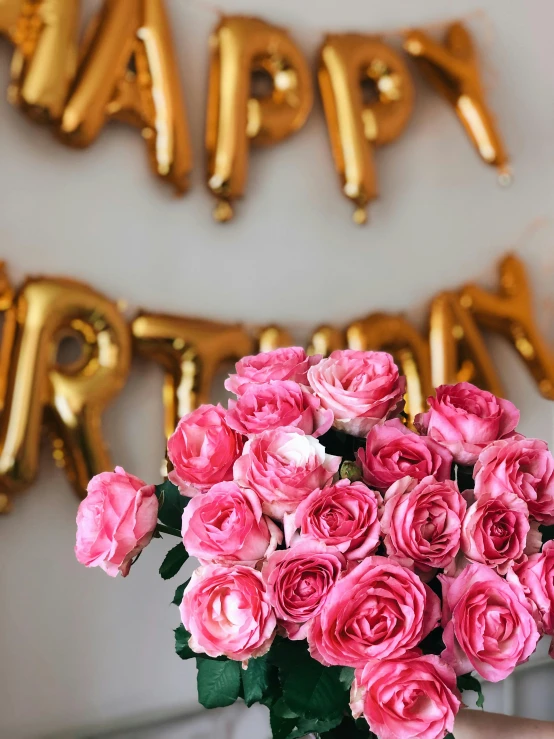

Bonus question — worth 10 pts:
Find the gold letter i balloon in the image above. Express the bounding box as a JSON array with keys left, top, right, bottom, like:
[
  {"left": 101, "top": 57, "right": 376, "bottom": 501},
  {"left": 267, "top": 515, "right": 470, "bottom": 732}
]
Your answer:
[
  {"left": 318, "top": 35, "right": 415, "bottom": 224},
  {"left": 206, "top": 16, "right": 313, "bottom": 222}
]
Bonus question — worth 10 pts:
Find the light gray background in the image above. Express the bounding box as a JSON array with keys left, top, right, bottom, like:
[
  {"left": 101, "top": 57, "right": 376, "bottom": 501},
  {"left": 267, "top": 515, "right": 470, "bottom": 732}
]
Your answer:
[{"left": 1, "top": 0, "right": 554, "bottom": 737}]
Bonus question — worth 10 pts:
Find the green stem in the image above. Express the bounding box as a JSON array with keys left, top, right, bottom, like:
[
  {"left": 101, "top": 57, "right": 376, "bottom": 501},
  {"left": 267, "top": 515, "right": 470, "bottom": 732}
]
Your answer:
[{"left": 156, "top": 523, "right": 182, "bottom": 537}]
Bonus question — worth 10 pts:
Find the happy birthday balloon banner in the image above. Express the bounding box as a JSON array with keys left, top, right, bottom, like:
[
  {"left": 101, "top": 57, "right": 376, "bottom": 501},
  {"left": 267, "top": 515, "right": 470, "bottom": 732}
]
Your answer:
[
  {"left": 0, "top": 2, "right": 509, "bottom": 223},
  {"left": 0, "top": 253, "right": 552, "bottom": 514}
]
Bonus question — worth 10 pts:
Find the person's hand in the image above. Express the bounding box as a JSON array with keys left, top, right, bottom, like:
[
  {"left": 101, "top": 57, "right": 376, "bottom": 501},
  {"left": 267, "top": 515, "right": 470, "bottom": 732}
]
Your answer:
[{"left": 454, "top": 708, "right": 554, "bottom": 738}]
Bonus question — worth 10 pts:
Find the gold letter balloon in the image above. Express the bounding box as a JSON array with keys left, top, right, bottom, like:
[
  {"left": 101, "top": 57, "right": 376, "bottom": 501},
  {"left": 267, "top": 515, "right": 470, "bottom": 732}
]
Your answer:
[
  {"left": 206, "top": 15, "right": 313, "bottom": 222},
  {"left": 318, "top": 34, "right": 415, "bottom": 224}
]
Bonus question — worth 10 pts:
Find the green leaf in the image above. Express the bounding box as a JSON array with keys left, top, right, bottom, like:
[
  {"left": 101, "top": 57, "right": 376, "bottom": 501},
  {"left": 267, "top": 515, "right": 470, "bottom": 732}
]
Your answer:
[
  {"left": 155, "top": 479, "right": 188, "bottom": 531},
  {"left": 241, "top": 654, "right": 271, "bottom": 707},
  {"left": 540, "top": 524, "right": 554, "bottom": 543},
  {"left": 196, "top": 658, "right": 241, "bottom": 709},
  {"left": 159, "top": 543, "right": 188, "bottom": 580},
  {"left": 457, "top": 673, "right": 485, "bottom": 709},
  {"left": 174, "top": 625, "right": 195, "bottom": 660},
  {"left": 339, "top": 666, "right": 355, "bottom": 689},
  {"left": 321, "top": 716, "right": 376, "bottom": 739},
  {"left": 269, "top": 709, "right": 297, "bottom": 739},
  {"left": 287, "top": 716, "right": 343, "bottom": 739},
  {"left": 282, "top": 659, "right": 348, "bottom": 721},
  {"left": 172, "top": 579, "right": 189, "bottom": 606},
  {"left": 271, "top": 697, "right": 298, "bottom": 719}
]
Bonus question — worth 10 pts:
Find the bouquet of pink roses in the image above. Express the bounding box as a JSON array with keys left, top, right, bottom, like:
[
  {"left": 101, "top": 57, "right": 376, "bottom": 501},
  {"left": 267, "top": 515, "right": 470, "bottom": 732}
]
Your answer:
[{"left": 75, "top": 348, "right": 554, "bottom": 739}]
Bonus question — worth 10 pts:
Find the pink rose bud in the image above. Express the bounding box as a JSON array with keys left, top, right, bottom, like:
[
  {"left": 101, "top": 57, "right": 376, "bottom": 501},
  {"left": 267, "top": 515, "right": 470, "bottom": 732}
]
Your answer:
[
  {"left": 415, "top": 382, "right": 520, "bottom": 466},
  {"left": 382, "top": 475, "right": 466, "bottom": 575},
  {"left": 475, "top": 436, "right": 554, "bottom": 524},
  {"left": 293, "top": 479, "right": 382, "bottom": 560},
  {"left": 513, "top": 540, "right": 554, "bottom": 639},
  {"left": 167, "top": 404, "right": 243, "bottom": 496},
  {"left": 75, "top": 466, "right": 158, "bottom": 578},
  {"left": 307, "top": 350, "right": 406, "bottom": 437},
  {"left": 233, "top": 426, "right": 341, "bottom": 521},
  {"left": 262, "top": 540, "right": 346, "bottom": 639},
  {"left": 181, "top": 482, "right": 282, "bottom": 566},
  {"left": 308, "top": 556, "right": 441, "bottom": 668},
  {"left": 440, "top": 563, "right": 540, "bottom": 682},
  {"left": 225, "top": 347, "right": 321, "bottom": 395},
  {"left": 350, "top": 654, "right": 461, "bottom": 739},
  {"left": 461, "top": 490, "right": 541, "bottom": 575},
  {"left": 225, "top": 380, "right": 333, "bottom": 438},
  {"left": 180, "top": 564, "right": 276, "bottom": 661},
  {"left": 357, "top": 419, "right": 452, "bottom": 491}
]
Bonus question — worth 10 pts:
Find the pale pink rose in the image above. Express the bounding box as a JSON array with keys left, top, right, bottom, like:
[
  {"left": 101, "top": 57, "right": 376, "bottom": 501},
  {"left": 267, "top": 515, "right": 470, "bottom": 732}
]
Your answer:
[
  {"left": 513, "top": 541, "right": 554, "bottom": 639},
  {"left": 382, "top": 476, "right": 466, "bottom": 575},
  {"left": 225, "top": 347, "right": 321, "bottom": 395},
  {"left": 475, "top": 436, "right": 554, "bottom": 524},
  {"left": 262, "top": 540, "right": 345, "bottom": 639},
  {"left": 415, "top": 382, "right": 520, "bottom": 466},
  {"left": 307, "top": 350, "right": 406, "bottom": 437},
  {"left": 440, "top": 563, "right": 540, "bottom": 681},
  {"left": 350, "top": 654, "right": 461, "bottom": 739},
  {"left": 357, "top": 419, "right": 452, "bottom": 491},
  {"left": 180, "top": 564, "right": 276, "bottom": 661},
  {"left": 308, "top": 556, "right": 441, "bottom": 667},
  {"left": 75, "top": 466, "right": 158, "bottom": 578},
  {"left": 225, "top": 380, "right": 333, "bottom": 438},
  {"left": 293, "top": 479, "right": 382, "bottom": 560},
  {"left": 461, "top": 490, "right": 540, "bottom": 575},
  {"left": 181, "top": 482, "right": 282, "bottom": 566},
  {"left": 167, "top": 404, "right": 243, "bottom": 496},
  {"left": 233, "top": 427, "right": 340, "bottom": 520}
]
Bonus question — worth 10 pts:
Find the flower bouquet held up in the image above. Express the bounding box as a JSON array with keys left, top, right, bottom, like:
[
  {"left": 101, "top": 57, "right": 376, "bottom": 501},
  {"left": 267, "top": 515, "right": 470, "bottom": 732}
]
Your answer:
[{"left": 75, "top": 348, "right": 554, "bottom": 739}]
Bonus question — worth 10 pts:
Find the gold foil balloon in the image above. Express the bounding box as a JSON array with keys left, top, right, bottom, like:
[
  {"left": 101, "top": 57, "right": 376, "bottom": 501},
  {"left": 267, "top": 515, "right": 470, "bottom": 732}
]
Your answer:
[
  {"left": 0, "top": 269, "right": 131, "bottom": 503},
  {"left": 132, "top": 313, "right": 253, "bottom": 438},
  {"left": 318, "top": 34, "right": 415, "bottom": 224},
  {"left": 206, "top": 15, "right": 313, "bottom": 221},
  {"left": 429, "top": 291, "right": 503, "bottom": 395},
  {"left": 0, "top": 0, "right": 79, "bottom": 122},
  {"left": 60, "top": 0, "right": 192, "bottom": 193},
  {"left": 347, "top": 313, "right": 432, "bottom": 425},
  {"left": 257, "top": 325, "right": 294, "bottom": 353},
  {"left": 404, "top": 22, "right": 510, "bottom": 182},
  {"left": 307, "top": 326, "right": 346, "bottom": 357},
  {"left": 461, "top": 255, "right": 554, "bottom": 400}
]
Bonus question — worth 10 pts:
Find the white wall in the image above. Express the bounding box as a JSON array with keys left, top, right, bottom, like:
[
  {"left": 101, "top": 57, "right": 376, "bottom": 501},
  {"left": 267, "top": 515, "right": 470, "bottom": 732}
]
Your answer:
[{"left": 1, "top": 0, "right": 554, "bottom": 736}]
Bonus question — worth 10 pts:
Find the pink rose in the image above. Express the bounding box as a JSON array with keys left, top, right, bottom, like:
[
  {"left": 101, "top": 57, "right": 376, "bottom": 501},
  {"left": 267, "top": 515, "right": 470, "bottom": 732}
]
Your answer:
[
  {"left": 461, "top": 490, "right": 540, "bottom": 575},
  {"left": 382, "top": 476, "right": 466, "bottom": 575},
  {"left": 233, "top": 427, "right": 340, "bottom": 520},
  {"left": 513, "top": 541, "right": 554, "bottom": 639},
  {"left": 75, "top": 466, "right": 158, "bottom": 578},
  {"left": 350, "top": 654, "right": 461, "bottom": 739},
  {"left": 225, "top": 347, "right": 320, "bottom": 395},
  {"left": 225, "top": 380, "right": 333, "bottom": 438},
  {"left": 475, "top": 436, "right": 554, "bottom": 524},
  {"left": 357, "top": 419, "right": 452, "bottom": 490},
  {"left": 308, "top": 556, "right": 441, "bottom": 667},
  {"left": 307, "top": 350, "right": 406, "bottom": 437},
  {"left": 181, "top": 482, "right": 282, "bottom": 566},
  {"left": 180, "top": 564, "right": 276, "bottom": 661},
  {"left": 415, "top": 382, "right": 519, "bottom": 466},
  {"left": 262, "top": 540, "right": 345, "bottom": 639},
  {"left": 292, "top": 479, "right": 382, "bottom": 560},
  {"left": 167, "top": 404, "right": 243, "bottom": 496},
  {"left": 440, "top": 563, "right": 540, "bottom": 681}
]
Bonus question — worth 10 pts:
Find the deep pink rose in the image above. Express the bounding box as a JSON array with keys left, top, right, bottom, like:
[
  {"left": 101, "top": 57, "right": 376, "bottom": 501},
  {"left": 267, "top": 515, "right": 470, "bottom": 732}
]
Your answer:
[
  {"left": 292, "top": 479, "right": 382, "bottom": 560},
  {"left": 475, "top": 436, "right": 554, "bottom": 524},
  {"left": 307, "top": 350, "right": 406, "bottom": 437},
  {"left": 382, "top": 476, "right": 466, "bottom": 575},
  {"left": 167, "top": 404, "right": 243, "bottom": 495},
  {"left": 262, "top": 540, "right": 345, "bottom": 639},
  {"left": 440, "top": 563, "right": 540, "bottom": 681},
  {"left": 181, "top": 482, "right": 282, "bottom": 566},
  {"left": 357, "top": 419, "right": 452, "bottom": 491},
  {"left": 350, "top": 654, "right": 461, "bottom": 739},
  {"left": 225, "top": 347, "right": 320, "bottom": 395},
  {"left": 233, "top": 427, "right": 340, "bottom": 520},
  {"left": 225, "top": 380, "right": 333, "bottom": 438},
  {"left": 308, "top": 556, "right": 440, "bottom": 667},
  {"left": 461, "top": 490, "right": 540, "bottom": 575},
  {"left": 415, "top": 382, "right": 520, "bottom": 466},
  {"left": 513, "top": 540, "right": 554, "bottom": 639},
  {"left": 180, "top": 564, "right": 276, "bottom": 661},
  {"left": 75, "top": 466, "right": 158, "bottom": 578}
]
